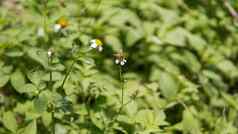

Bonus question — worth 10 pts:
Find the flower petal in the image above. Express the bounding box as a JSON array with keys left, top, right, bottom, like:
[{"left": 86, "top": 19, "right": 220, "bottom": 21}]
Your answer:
[
  {"left": 115, "top": 59, "right": 120, "bottom": 64},
  {"left": 54, "top": 24, "right": 61, "bottom": 32},
  {"left": 120, "top": 61, "right": 126, "bottom": 66},
  {"left": 90, "top": 43, "right": 97, "bottom": 48},
  {"left": 98, "top": 46, "right": 103, "bottom": 52}
]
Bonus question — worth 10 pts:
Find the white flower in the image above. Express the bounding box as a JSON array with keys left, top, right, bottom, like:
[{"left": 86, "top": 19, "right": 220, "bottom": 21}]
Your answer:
[
  {"left": 115, "top": 58, "right": 127, "bottom": 66},
  {"left": 37, "top": 27, "right": 45, "bottom": 37},
  {"left": 53, "top": 17, "right": 69, "bottom": 33},
  {"left": 54, "top": 24, "right": 61, "bottom": 32},
  {"left": 98, "top": 46, "right": 103, "bottom": 52},
  {"left": 120, "top": 59, "right": 127, "bottom": 66},
  {"left": 114, "top": 51, "right": 127, "bottom": 66},
  {"left": 89, "top": 39, "right": 103, "bottom": 52},
  {"left": 47, "top": 49, "right": 53, "bottom": 58},
  {"left": 115, "top": 59, "right": 120, "bottom": 64}
]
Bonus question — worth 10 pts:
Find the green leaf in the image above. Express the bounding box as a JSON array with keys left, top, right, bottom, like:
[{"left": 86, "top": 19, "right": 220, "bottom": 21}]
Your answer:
[
  {"left": 164, "top": 27, "right": 188, "bottom": 46},
  {"left": 126, "top": 28, "right": 144, "bottom": 47},
  {"left": 42, "top": 112, "right": 52, "bottom": 127},
  {"left": 0, "top": 73, "right": 9, "bottom": 88},
  {"left": 27, "top": 70, "right": 44, "bottom": 85},
  {"left": 105, "top": 35, "right": 122, "bottom": 51},
  {"left": 108, "top": 9, "right": 141, "bottom": 28},
  {"left": 10, "top": 69, "right": 26, "bottom": 93},
  {"left": 221, "top": 92, "right": 238, "bottom": 110},
  {"left": 2, "top": 111, "right": 18, "bottom": 133},
  {"left": 216, "top": 60, "right": 238, "bottom": 78},
  {"left": 27, "top": 48, "right": 48, "bottom": 68},
  {"left": 21, "top": 120, "right": 37, "bottom": 134},
  {"left": 187, "top": 34, "right": 206, "bottom": 52},
  {"left": 182, "top": 109, "right": 201, "bottom": 134},
  {"left": 90, "top": 112, "right": 104, "bottom": 130},
  {"left": 159, "top": 72, "right": 178, "bottom": 99},
  {"left": 34, "top": 92, "right": 48, "bottom": 113},
  {"left": 21, "top": 84, "right": 38, "bottom": 95},
  {"left": 5, "top": 49, "right": 24, "bottom": 57},
  {"left": 135, "top": 109, "right": 164, "bottom": 131},
  {"left": 183, "top": 51, "right": 201, "bottom": 73}
]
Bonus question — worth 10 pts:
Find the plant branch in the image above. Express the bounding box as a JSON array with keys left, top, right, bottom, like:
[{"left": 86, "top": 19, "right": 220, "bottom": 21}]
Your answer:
[{"left": 224, "top": 0, "right": 238, "bottom": 21}]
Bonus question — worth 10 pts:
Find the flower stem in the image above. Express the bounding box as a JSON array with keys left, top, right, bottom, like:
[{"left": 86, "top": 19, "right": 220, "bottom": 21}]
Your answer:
[
  {"left": 61, "top": 60, "right": 76, "bottom": 89},
  {"left": 48, "top": 55, "right": 55, "bottom": 134},
  {"left": 51, "top": 103, "right": 55, "bottom": 134},
  {"left": 48, "top": 55, "right": 53, "bottom": 91},
  {"left": 43, "top": 0, "right": 48, "bottom": 31},
  {"left": 119, "top": 66, "right": 124, "bottom": 106},
  {"left": 109, "top": 66, "right": 125, "bottom": 123}
]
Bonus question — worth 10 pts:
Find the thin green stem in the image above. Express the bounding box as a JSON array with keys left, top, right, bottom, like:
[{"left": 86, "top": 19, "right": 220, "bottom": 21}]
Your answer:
[
  {"left": 48, "top": 55, "right": 53, "bottom": 91},
  {"left": 119, "top": 66, "right": 124, "bottom": 106},
  {"left": 60, "top": 60, "right": 77, "bottom": 89},
  {"left": 43, "top": 0, "right": 48, "bottom": 31},
  {"left": 48, "top": 56, "right": 55, "bottom": 134},
  {"left": 224, "top": 0, "right": 238, "bottom": 21},
  {"left": 51, "top": 103, "right": 55, "bottom": 134},
  {"left": 107, "top": 66, "right": 127, "bottom": 128}
]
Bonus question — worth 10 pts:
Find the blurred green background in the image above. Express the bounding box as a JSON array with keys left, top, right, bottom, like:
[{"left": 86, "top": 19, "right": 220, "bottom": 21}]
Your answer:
[{"left": 1, "top": 0, "right": 238, "bottom": 134}]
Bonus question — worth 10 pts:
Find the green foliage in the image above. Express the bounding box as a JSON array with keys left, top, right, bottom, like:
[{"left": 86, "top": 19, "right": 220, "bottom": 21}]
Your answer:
[{"left": 0, "top": 0, "right": 238, "bottom": 133}]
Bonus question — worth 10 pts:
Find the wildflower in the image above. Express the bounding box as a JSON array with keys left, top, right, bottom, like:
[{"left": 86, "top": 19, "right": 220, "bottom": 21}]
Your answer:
[
  {"left": 114, "top": 51, "right": 127, "bottom": 66},
  {"left": 47, "top": 48, "right": 54, "bottom": 58},
  {"left": 37, "top": 27, "right": 45, "bottom": 37},
  {"left": 89, "top": 39, "right": 103, "bottom": 52},
  {"left": 53, "top": 17, "right": 69, "bottom": 32}
]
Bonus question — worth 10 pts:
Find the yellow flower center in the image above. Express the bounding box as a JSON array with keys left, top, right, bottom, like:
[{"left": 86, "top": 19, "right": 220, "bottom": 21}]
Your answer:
[
  {"left": 95, "top": 39, "right": 103, "bottom": 46},
  {"left": 57, "top": 18, "right": 68, "bottom": 28}
]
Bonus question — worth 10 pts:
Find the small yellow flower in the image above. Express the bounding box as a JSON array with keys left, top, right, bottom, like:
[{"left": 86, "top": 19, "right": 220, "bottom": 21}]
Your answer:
[
  {"left": 54, "top": 17, "right": 69, "bottom": 32},
  {"left": 90, "top": 39, "right": 103, "bottom": 52},
  {"left": 113, "top": 51, "right": 127, "bottom": 66}
]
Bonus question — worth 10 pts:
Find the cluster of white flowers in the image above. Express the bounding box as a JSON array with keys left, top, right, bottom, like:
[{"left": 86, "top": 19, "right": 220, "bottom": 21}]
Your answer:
[
  {"left": 89, "top": 39, "right": 127, "bottom": 66},
  {"left": 115, "top": 58, "right": 127, "bottom": 66},
  {"left": 37, "top": 18, "right": 127, "bottom": 66},
  {"left": 113, "top": 51, "right": 127, "bottom": 66}
]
